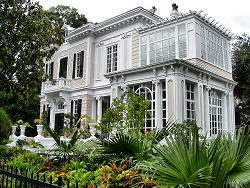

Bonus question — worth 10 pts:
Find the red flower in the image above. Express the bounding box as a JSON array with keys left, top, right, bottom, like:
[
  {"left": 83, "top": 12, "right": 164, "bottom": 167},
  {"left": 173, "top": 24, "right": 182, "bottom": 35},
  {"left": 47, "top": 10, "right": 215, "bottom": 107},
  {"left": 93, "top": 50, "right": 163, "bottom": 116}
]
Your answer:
[
  {"left": 57, "top": 169, "right": 68, "bottom": 173},
  {"left": 104, "top": 173, "right": 108, "bottom": 179},
  {"left": 124, "top": 180, "right": 131, "bottom": 186},
  {"left": 111, "top": 165, "right": 116, "bottom": 170},
  {"left": 121, "top": 164, "right": 127, "bottom": 169},
  {"left": 88, "top": 185, "right": 95, "bottom": 188},
  {"left": 145, "top": 130, "right": 149, "bottom": 134},
  {"left": 150, "top": 129, "right": 154, "bottom": 133},
  {"left": 105, "top": 182, "right": 108, "bottom": 188},
  {"left": 146, "top": 182, "right": 154, "bottom": 186},
  {"left": 132, "top": 171, "right": 138, "bottom": 175}
]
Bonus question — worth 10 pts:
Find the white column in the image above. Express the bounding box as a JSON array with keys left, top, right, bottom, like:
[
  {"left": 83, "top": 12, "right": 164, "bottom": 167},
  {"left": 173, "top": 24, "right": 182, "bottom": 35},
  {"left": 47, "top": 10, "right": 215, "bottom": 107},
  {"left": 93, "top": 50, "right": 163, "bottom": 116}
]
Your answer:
[
  {"left": 92, "top": 98, "right": 97, "bottom": 120},
  {"left": 197, "top": 83, "right": 204, "bottom": 128},
  {"left": 223, "top": 91, "right": 229, "bottom": 132},
  {"left": 228, "top": 91, "right": 234, "bottom": 133},
  {"left": 97, "top": 97, "right": 103, "bottom": 123},
  {"left": 174, "top": 76, "right": 184, "bottom": 123},
  {"left": 154, "top": 80, "right": 163, "bottom": 130},
  {"left": 203, "top": 87, "right": 210, "bottom": 135}
]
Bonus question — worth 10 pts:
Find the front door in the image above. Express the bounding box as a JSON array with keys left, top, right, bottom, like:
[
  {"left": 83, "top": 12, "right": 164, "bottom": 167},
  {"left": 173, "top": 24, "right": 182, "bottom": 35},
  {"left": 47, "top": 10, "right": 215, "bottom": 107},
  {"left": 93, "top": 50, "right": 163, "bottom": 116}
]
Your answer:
[{"left": 55, "top": 113, "right": 64, "bottom": 133}]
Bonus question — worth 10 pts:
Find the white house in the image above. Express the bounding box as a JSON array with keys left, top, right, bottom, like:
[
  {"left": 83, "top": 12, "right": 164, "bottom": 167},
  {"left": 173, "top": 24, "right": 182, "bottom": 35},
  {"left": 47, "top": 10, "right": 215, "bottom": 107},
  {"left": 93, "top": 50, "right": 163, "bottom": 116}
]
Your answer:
[{"left": 40, "top": 4, "right": 236, "bottom": 136}]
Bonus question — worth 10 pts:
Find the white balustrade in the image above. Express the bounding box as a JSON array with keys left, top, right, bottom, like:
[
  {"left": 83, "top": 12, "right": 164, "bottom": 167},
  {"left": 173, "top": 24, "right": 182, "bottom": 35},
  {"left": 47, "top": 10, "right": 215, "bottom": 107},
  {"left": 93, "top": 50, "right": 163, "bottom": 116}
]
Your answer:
[{"left": 42, "top": 78, "right": 71, "bottom": 92}]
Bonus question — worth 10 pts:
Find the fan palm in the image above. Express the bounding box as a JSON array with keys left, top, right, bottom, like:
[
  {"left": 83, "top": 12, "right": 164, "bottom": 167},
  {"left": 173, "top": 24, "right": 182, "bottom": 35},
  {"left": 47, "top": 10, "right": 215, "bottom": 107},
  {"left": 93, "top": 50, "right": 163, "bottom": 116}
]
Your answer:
[
  {"left": 99, "top": 128, "right": 167, "bottom": 161},
  {"left": 138, "top": 124, "right": 250, "bottom": 187}
]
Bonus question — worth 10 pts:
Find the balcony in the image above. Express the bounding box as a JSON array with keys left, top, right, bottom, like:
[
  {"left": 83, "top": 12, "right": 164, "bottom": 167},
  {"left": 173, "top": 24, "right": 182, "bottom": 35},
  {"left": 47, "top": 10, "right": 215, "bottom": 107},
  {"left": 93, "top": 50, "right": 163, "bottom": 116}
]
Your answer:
[{"left": 42, "top": 78, "right": 71, "bottom": 93}]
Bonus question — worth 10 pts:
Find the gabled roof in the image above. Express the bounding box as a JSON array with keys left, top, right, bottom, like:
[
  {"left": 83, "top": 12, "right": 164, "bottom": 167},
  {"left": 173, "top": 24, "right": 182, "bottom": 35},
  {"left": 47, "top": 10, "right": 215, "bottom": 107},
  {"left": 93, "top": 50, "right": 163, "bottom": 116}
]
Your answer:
[{"left": 66, "top": 7, "right": 165, "bottom": 43}]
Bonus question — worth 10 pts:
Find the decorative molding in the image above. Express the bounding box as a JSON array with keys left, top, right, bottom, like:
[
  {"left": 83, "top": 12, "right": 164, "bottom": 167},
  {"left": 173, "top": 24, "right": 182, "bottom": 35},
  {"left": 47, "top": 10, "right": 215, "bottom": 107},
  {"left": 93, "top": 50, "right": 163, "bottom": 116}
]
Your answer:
[
  {"left": 96, "top": 42, "right": 104, "bottom": 47},
  {"left": 121, "top": 32, "right": 131, "bottom": 39}
]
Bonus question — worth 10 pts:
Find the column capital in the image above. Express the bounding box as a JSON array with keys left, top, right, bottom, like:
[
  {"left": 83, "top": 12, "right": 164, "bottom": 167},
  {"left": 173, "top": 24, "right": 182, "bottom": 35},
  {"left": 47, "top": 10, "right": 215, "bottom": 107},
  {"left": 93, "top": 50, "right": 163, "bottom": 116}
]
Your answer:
[
  {"left": 152, "top": 79, "right": 161, "bottom": 86},
  {"left": 96, "top": 96, "right": 103, "bottom": 101}
]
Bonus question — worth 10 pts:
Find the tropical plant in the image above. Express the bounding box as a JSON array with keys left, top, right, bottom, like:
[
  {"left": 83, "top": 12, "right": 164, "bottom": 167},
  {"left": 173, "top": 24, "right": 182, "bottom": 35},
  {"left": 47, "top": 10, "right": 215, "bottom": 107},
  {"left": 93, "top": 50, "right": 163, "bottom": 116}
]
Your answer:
[
  {"left": 43, "top": 122, "right": 82, "bottom": 162},
  {"left": 0, "top": 107, "right": 12, "bottom": 140},
  {"left": 100, "top": 90, "right": 151, "bottom": 133},
  {"left": 100, "top": 128, "right": 167, "bottom": 161},
  {"left": 137, "top": 124, "right": 250, "bottom": 187}
]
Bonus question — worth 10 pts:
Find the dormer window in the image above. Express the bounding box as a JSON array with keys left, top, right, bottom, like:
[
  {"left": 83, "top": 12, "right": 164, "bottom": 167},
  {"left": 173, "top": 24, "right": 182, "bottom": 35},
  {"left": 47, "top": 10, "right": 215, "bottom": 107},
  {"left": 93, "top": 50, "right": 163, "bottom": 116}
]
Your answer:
[
  {"left": 107, "top": 44, "right": 118, "bottom": 73},
  {"left": 73, "top": 51, "right": 84, "bottom": 79}
]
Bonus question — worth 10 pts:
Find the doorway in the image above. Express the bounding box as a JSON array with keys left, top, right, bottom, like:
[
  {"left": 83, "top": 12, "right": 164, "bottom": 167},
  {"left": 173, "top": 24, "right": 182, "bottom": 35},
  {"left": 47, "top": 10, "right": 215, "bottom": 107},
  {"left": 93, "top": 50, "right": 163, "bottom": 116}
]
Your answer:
[{"left": 55, "top": 113, "right": 64, "bottom": 133}]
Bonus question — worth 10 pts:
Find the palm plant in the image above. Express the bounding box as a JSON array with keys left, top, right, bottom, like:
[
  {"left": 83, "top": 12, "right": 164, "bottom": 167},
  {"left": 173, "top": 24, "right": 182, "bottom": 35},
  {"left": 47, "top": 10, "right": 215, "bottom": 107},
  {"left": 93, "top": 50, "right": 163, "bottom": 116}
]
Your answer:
[
  {"left": 137, "top": 123, "right": 250, "bottom": 187},
  {"left": 43, "top": 115, "right": 85, "bottom": 162},
  {"left": 208, "top": 127, "right": 250, "bottom": 187},
  {"left": 99, "top": 128, "right": 167, "bottom": 161}
]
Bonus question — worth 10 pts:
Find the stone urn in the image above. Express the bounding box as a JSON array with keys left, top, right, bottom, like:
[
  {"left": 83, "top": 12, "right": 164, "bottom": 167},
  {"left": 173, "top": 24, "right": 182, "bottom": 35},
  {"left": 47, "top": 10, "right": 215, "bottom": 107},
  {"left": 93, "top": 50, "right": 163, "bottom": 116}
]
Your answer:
[
  {"left": 88, "top": 123, "right": 96, "bottom": 140},
  {"left": 9, "top": 126, "right": 17, "bottom": 140},
  {"left": 18, "top": 125, "right": 26, "bottom": 140},
  {"left": 34, "top": 124, "right": 44, "bottom": 142}
]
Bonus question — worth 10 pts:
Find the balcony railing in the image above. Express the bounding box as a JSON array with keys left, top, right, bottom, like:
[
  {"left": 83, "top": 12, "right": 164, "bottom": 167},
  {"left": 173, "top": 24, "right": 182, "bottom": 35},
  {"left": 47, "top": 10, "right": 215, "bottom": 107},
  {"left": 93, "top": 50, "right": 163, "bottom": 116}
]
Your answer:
[{"left": 42, "top": 78, "right": 71, "bottom": 92}]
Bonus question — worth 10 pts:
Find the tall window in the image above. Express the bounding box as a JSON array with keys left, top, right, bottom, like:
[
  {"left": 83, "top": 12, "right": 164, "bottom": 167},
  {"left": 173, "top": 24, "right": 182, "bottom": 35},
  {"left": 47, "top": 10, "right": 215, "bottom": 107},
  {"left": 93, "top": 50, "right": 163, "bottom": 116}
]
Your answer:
[
  {"left": 71, "top": 99, "right": 82, "bottom": 126},
  {"left": 178, "top": 24, "right": 187, "bottom": 58},
  {"left": 45, "top": 62, "right": 54, "bottom": 78},
  {"left": 140, "top": 35, "right": 147, "bottom": 66},
  {"left": 197, "top": 23, "right": 230, "bottom": 70},
  {"left": 59, "top": 57, "right": 68, "bottom": 78},
  {"left": 149, "top": 27, "right": 176, "bottom": 64},
  {"left": 186, "top": 83, "right": 195, "bottom": 121},
  {"left": 73, "top": 51, "right": 84, "bottom": 79},
  {"left": 131, "top": 83, "right": 155, "bottom": 130},
  {"left": 200, "top": 26, "right": 206, "bottom": 60},
  {"left": 209, "top": 90, "right": 222, "bottom": 136},
  {"left": 107, "top": 44, "right": 118, "bottom": 73}
]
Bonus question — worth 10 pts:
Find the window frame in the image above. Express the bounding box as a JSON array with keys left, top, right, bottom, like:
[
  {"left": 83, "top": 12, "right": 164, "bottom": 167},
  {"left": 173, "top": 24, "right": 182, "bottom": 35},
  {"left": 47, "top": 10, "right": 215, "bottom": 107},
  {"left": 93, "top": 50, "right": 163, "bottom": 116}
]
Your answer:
[
  {"left": 209, "top": 90, "right": 223, "bottom": 137},
  {"left": 106, "top": 44, "right": 118, "bottom": 73},
  {"left": 58, "top": 55, "right": 69, "bottom": 79},
  {"left": 185, "top": 82, "right": 196, "bottom": 122}
]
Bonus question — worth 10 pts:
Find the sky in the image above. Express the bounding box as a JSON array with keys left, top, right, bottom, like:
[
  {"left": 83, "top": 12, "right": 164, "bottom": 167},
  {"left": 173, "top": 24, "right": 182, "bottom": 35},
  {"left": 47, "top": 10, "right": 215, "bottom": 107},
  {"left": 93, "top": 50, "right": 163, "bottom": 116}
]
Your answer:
[{"left": 38, "top": 0, "right": 250, "bottom": 37}]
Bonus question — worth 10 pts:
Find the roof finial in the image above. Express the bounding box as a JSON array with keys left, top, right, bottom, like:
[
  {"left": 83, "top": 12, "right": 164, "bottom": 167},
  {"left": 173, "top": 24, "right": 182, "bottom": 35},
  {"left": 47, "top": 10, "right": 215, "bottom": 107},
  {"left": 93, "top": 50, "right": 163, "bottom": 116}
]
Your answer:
[
  {"left": 170, "top": 3, "right": 180, "bottom": 18},
  {"left": 150, "top": 6, "right": 157, "bottom": 14}
]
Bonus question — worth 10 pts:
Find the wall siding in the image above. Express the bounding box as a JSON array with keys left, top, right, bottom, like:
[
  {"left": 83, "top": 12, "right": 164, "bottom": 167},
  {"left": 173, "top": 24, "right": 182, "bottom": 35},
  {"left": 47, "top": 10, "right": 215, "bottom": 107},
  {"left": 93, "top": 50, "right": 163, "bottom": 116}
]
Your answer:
[
  {"left": 131, "top": 30, "right": 140, "bottom": 68},
  {"left": 187, "top": 58, "right": 233, "bottom": 80}
]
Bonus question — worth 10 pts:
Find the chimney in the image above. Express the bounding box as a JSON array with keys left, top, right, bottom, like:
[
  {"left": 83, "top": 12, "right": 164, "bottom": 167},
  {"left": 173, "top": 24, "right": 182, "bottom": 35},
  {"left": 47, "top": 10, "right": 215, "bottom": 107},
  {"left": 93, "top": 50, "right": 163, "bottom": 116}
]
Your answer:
[{"left": 170, "top": 3, "right": 180, "bottom": 18}]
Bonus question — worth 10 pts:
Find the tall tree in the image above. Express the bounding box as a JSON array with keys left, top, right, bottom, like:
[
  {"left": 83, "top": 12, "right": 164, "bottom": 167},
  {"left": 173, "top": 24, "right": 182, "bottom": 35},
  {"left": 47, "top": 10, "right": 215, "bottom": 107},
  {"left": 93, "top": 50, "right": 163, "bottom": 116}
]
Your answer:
[
  {"left": 45, "top": 5, "right": 87, "bottom": 28},
  {"left": 0, "top": 0, "right": 65, "bottom": 126},
  {"left": 232, "top": 33, "right": 250, "bottom": 126}
]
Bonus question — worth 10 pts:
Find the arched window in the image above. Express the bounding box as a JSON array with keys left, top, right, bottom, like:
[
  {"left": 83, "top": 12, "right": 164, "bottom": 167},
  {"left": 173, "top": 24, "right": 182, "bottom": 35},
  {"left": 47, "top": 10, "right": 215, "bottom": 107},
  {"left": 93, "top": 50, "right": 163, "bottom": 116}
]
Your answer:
[
  {"left": 57, "top": 102, "right": 64, "bottom": 110},
  {"left": 132, "top": 83, "right": 155, "bottom": 130}
]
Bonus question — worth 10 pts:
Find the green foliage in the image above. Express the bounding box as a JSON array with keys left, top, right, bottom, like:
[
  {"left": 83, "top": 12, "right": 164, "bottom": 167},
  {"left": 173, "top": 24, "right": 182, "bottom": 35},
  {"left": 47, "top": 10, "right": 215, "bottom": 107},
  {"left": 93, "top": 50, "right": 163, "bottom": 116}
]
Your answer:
[
  {"left": 6, "top": 150, "right": 42, "bottom": 172},
  {"left": 100, "top": 129, "right": 166, "bottom": 161},
  {"left": 232, "top": 33, "right": 250, "bottom": 126},
  {"left": 0, "top": 107, "right": 12, "bottom": 140},
  {"left": 137, "top": 124, "right": 250, "bottom": 187},
  {"left": 44, "top": 122, "right": 82, "bottom": 162},
  {"left": 0, "top": 0, "right": 64, "bottom": 125},
  {"left": 45, "top": 5, "right": 87, "bottom": 28},
  {"left": 100, "top": 90, "right": 151, "bottom": 133}
]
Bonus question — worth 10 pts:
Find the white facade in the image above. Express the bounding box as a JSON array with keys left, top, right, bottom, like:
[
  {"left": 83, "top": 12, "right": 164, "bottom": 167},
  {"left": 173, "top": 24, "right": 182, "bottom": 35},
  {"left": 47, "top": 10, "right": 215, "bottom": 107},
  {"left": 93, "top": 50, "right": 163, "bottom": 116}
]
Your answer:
[{"left": 40, "top": 6, "right": 236, "bottom": 137}]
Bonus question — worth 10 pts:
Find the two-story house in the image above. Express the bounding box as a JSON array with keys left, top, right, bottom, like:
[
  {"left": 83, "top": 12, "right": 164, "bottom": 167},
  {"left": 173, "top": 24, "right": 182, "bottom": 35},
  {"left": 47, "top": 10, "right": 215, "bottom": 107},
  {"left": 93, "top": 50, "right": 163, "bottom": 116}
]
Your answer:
[{"left": 40, "top": 4, "right": 236, "bottom": 136}]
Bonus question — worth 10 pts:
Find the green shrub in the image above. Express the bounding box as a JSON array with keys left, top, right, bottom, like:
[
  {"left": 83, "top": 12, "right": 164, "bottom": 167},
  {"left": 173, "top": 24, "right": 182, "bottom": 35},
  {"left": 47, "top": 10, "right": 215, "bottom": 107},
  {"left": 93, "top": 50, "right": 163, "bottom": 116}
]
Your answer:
[{"left": 0, "top": 108, "right": 12, "bottom": 140}]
